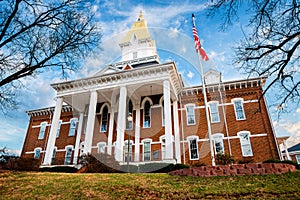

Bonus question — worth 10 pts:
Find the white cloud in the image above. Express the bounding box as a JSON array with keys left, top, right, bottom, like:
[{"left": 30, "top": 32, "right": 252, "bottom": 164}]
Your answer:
[{"left": 187, "top": 71, "right": 194, "bottom": 79}]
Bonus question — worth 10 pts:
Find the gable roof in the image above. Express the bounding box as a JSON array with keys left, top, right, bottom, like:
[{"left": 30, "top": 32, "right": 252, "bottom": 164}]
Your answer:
[{"left": 287, "top": 143, "right": 300, "bottom": 152}]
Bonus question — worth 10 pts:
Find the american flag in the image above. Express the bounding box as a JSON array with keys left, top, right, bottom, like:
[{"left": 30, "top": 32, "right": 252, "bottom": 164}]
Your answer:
[{"left": 192, "top": 14, "right": 209, "bottom": 61}]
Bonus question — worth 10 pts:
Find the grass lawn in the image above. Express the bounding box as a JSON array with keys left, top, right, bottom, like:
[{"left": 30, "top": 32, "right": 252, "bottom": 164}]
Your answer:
[{"left": 0, "top": 171, "right": 299, "bottom": 199}]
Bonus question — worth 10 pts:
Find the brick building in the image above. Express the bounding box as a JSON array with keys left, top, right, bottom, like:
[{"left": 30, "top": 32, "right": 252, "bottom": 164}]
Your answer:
[{"left": 21, "top": 12, "right": 280, "bottom": 167}]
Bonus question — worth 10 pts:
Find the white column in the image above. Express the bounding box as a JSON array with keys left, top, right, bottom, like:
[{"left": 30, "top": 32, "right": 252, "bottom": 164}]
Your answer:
[
  {"left": 43, "top": 97, "right": 63, "bottom": 165},
  {"left": 115, "top": 86, "right": 127, "bottom": 162},
  {"left": 73, "top": 112, "right": 84, "bottom": 164},
  {"left": 84, "top": 90, "right": 98, "bottom": 154},
  {"left": 107, "top": 107, "right": 115, "bottom": 155},
  {"left": 134, "top": 105, "right": 141, "bottom": 162},
  {"left": 173, "top": 100, "right": 181, "bottom": 163},
  {"left": 163, "top": 80, "right": 174, "bottom": 160},
  {"left": 283, "top": 140, "right": 292, "bottom": 160}
]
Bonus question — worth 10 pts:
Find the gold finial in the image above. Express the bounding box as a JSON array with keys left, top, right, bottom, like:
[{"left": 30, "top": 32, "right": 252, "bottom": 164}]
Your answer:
[{"left": 139, "top": 10, "right": 143, "bottom": 18}]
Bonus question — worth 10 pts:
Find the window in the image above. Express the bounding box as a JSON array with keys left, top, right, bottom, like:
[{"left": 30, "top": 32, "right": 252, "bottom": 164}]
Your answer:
[
  {"left": 124, "top": 140, "right": 132, "bottom": 162},
  {"left": 100, "top": 106, "right": 108, "bottom": 132},
  {"left": 133, "top": 52, "right": 137, "bottom": 59},
  {"left": 186, "top": 105, "right": 196, "bottom": 125},
  {"left": 233, "top": 99, "right": 246, "bottom": 120},
  {"left": 213, "top": 134, "right": 224, "bottom": 154},
  {"left": 143, "top": 100, "right": 151, "bottom": 128},
  {"left": 187, "top": 136, "right": 199, "bottom": 160},
  {"left": 69, "top": 118, "right": 77, "bottom": 136},
  {"left": 161, "top": 100, "right": 165, "bottom": 126},
  {"left": 56, "top": 120, "right": 62, "bottom": 138},
  {"left": 34, "top": 148, "right": 41, "bottom": 159},
  {"left": 296, "top": 155, "right": 300, "bottom": 164},
  {"left": 238, "top": 131, "right": 253, "bottom": 156},
  {"left": 38, "top": 122, "right": 47, "bottom": 139},
  {"left": 160, "top": 136, "right": 166, "bottom": 160},
  {"left": 97, "top": 142, "right": 106, "bottom": 154},
  {"left": 51, "top": 147, "right": 57, "bottom": 165},
  {"left": 143, "top": 140, "right": 151, "bottom": 161},
  {"left": 126, "top": 100, "right": 133, "bottom": 130},
  {"left": 64, "top": 146, "right": 73, "bottom": 165},
  {"left": 209, "top": 102, "right": 220, "bottom": 123}
]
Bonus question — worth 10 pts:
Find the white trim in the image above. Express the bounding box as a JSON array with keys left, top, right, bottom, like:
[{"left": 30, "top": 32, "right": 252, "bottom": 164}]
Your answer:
[
  {"left": 212, "top": 133, "right": 224, "bottom": 154},
  {"left": 208, "top": 101, "right": 220, "bottom": 123},
  {"left": 142, "top": 138, "right": 152, "bottom": 161},
  {"left": 100, "top": 104, "right": 109, "bottom": 132},
  {"left": 68, "top": 117, "right": 78, "bottom": 136},
  {"left": 186, "top": 136, "right": 199, "bottom": 160},
  {"left": 237, "top": 131, "right": 253, "bottom": 157},
  {"left": 141, "top": 97, "right": 152, "bottom": 128},
  {"left": 185, "top": 104, "right": 196, "bottom": 125},
  {"left": 38, "top": 121, "right": 48, "bottom": 139},
  {"left": 97, "top": 142, "right": 107, "bottom": 154},
  {"left": 33, "top": 147, "right": 42, "bottom": 159},
  {"left": 232, "top": 98, "right": 246, "bottom": 120}
]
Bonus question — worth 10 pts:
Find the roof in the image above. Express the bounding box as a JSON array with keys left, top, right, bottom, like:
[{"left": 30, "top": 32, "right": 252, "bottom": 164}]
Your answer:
[
  {"left": 287, "top": 143, "right": 300, "bottom": 152},
  {"left": 120, "top": 11, "right": 151, "bottom": 44}
]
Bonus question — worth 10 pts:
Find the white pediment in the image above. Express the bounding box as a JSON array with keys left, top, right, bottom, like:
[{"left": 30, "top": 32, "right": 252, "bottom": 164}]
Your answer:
[
  {"left": 204, "top": 69, "right": 222, "bottom": 85},
  {"left": 93, "top": 66, "right": 120, "bottom": 76}
]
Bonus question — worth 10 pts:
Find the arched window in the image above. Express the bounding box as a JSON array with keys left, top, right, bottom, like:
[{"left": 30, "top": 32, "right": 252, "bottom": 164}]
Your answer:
[
  {"left": 69, "top": 118, "right": 78, "bottom": 136},
  {"left": 34, "top": 147, "right": 42, "bottom": 159},
  {"left": 56, "top": 120, "right": 62, "bottom": 138},
  {"left": 100, "top": 106, "right": 108, "bottom": 132},
  {"left": 126, "top": 100, "right": 133, "bottom": 129},
  {"left": 64, "top": 145, "right": 73, "bottom": 165},
  {"left": 144, "top": 100, "right": 151, "bottom": 128}
]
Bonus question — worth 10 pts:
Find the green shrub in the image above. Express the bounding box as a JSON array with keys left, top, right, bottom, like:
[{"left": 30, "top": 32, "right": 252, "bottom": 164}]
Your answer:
[
  {"left": 263, "top": 159, "right": 300, "bottom": 170},
  {"left": 215, "top": 153, "right": 234, "bottom": 165},
  {"left": 237, "top": 157, "right": 254, "bottom": 164},
  {"left": 190, "top": 162, "right": 206, "bottom": 167},
  {"left": 39, "top": 166, "right": 78, "bottom": 173},
  {"left": 78, "top": 153, "right": 120, "bottom": 173},
  {"left": 4, "top": 157, "right": 40, "bottom": 171}
]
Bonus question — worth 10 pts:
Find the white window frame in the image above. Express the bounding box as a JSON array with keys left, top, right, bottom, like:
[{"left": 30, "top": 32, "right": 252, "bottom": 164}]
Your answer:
[
  {"left": 185, "top": 104, "right": 196, "bottom": 125},
  {"left": 124, "top": 140, "right": 133, "bottom": 162},
  {"left": 238, "top": 131, "right": 253, "bottom": 157},
  {"left": 68, "top": 118, "right": 78, "bottom": 136},
  {"left": 64, "top": 145, "right": 73, "bottom": 165},
  {"left": 296, "top": 155, "right": 300, "bottom": 164},
  {"left": 141, "top": 97, "right": 153, "bottom": 128},
  {"left": 142, "top": 139, "right": 152, "bottom": 161},
  {"left": 97, "top": 142, "right": 106, "bottom": 154},
  {"left": 34, "top": 147, "right": 42, "bottom": 159},
  {"left": 51, "top": 147, "right": 57, "bottom": 165},
  {"left": 126, "top": 100, "right": 133, "bottom": 130},
  {"left": 56, "top": 120, "right": 62, "bottom": 138},
  {"left": 160, "top": 135, "right": 166, "bottom": 160},
  {"left": 187, "top": 136, "right": 199, "bottom": 160},
  {"left": 209, "top": 101, "right": 220, "bottom": 123},
  {"left": 232, "top": 98, "right": 246, "bottom": 120},
  {"left": 212, "top": 133, "right": 224, "bottom": 155},
  {"left": 38, "top": 122, "right": 47, "bottom": 139},
  {"left": 100, "top": 104, "right": 109, "bottom": 132}
]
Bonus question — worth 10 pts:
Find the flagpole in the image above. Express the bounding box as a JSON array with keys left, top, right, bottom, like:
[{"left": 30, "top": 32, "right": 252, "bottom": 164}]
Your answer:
[{"left": 192, "top": 14, "right": 215, "bottom": 166}]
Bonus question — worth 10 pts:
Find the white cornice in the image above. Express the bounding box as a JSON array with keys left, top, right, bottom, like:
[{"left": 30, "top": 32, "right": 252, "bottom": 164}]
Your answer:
[
  {"left": 181, "top": 77, "right": 267, "bottom": 96},
  {"left": 26, "top": 105, "right": 73, "bottom": 117},
  {"left": 51, "top": 61, "right": 183, "bottom": 97}
]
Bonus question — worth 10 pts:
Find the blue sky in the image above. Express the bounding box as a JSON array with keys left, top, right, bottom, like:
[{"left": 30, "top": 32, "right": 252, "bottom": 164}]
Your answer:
[{"left": 1, "top": 0, "right": 299, "bottom": 154}]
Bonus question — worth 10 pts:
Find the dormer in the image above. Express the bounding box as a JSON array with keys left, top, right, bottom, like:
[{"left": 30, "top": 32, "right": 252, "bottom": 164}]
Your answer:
[
  {"left": 119, "top": 11, "right": 159, "bottom": 63},
  {"left": 204, "top": 69, "right": 222, "bottom": 85}
]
